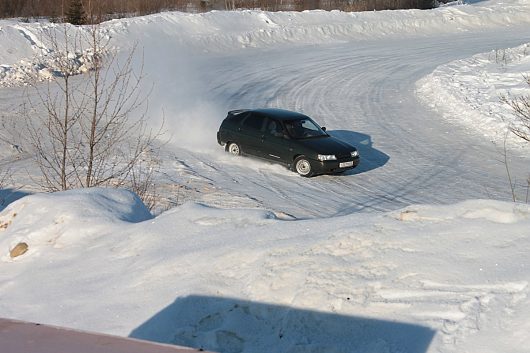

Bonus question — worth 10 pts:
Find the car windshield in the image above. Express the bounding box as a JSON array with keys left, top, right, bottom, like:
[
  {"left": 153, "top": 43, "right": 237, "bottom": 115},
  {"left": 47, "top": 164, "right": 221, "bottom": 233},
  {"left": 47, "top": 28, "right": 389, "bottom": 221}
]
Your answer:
[{"left": 284, "top": 118, "right": 327, "bottom": 139}]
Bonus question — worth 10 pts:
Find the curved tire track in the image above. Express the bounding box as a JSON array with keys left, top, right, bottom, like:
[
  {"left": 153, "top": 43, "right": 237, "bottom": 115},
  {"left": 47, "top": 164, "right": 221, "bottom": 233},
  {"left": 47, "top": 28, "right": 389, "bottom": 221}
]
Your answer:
[{"left": 176, "top": 27, "right": 530, "bottom": 218}]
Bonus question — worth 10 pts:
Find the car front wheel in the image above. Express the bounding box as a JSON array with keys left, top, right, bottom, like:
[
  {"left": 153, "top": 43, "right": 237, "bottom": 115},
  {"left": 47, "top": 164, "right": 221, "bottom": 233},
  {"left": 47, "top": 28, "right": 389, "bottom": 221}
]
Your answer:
[
  {"left": 293, "top": 156, "right": 314, "bottom": 177},
  {"left": 226, "top": 142, "right": 241, "bottom": 156}
]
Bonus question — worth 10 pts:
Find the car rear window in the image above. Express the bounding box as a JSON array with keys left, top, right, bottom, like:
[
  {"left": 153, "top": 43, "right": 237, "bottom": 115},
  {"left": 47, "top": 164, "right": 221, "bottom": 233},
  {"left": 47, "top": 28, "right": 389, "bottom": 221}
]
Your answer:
[
  {"left": 242, "top": 114, "right": 265, "bottom": 130},
  {"left": 227, "top": 112, "right": 248, "bottom": 124}
]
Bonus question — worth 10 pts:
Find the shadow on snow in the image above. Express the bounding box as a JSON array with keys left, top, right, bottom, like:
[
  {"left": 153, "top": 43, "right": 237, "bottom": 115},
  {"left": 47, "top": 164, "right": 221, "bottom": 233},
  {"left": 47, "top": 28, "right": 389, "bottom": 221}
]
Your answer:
[
  {"left": 130, "top": 295, "right": 435, "bottom": 353},
  {"left": 329, "top": 130, "right": 389, "bottom": 175},
  {"left": 0, "top": 188, "right": 30, "bottom": 212}
]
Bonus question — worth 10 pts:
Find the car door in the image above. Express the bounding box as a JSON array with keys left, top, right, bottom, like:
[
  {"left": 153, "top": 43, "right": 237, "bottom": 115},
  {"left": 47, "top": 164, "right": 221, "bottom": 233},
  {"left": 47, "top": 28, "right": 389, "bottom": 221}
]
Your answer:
[
  {"left": 238, "top": 113, "right": 266, "bottom": 156},
  {"left": 261, "top": 118, "right": 293, "bottom": 163}
]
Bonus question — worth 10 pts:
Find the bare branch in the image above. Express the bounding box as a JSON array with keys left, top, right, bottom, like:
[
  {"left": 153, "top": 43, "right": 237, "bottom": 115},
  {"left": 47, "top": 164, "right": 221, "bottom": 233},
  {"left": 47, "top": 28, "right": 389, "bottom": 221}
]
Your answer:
[
  {"left": 21, "top": 21, "right": 163, "bottom": 208},
  {"left": 501, "top": 74, "right": 530, "bottom": 143}
]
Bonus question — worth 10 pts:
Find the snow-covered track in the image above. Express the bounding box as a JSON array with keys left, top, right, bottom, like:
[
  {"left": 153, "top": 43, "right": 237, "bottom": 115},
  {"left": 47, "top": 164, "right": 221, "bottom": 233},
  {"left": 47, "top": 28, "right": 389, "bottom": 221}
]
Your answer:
[{"left": 169, "top": 27, "right": 530, "bottom": 218}]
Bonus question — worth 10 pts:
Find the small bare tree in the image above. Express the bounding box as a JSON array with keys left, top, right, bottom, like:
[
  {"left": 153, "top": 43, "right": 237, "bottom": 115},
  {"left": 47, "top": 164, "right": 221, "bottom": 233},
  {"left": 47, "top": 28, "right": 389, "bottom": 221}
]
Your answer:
[
  {"left": 77, "top": 23, "right": 160, "bottom": 190},
  {"left": 501, "top": 75, "right": 530, "bottom": 143},
  {"left": 23, "top": 21, "right": 162, "bottom": 207},
  {"left": 24, "top": 24, "right": 84, "bottom": 191},
  {"left": 500, "top": 75, "right": 530, "bottom": 203}
]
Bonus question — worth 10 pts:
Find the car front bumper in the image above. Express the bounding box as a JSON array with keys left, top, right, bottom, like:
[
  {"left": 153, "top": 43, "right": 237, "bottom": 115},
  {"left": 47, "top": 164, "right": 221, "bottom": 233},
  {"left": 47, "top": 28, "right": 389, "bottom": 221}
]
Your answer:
[{"left": 312, "top": 156, "right": 360, "bottom": 175}]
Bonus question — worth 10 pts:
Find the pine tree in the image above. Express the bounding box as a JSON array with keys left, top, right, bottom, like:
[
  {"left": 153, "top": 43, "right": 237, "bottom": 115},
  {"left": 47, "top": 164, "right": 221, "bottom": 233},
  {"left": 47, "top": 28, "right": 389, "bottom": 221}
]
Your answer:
[{"left": 66, "top": 0, "right": 85, "bottom": 25}]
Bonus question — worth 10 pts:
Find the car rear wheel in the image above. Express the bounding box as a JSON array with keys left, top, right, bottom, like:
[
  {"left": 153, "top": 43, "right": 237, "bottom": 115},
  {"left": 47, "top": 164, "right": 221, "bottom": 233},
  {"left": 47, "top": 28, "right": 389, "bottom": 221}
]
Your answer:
[
  {"left": 293, "top": 156, "right": 313, "bottom": 177},
  {"left": 226, "top": 142, "right": 241, "bottom": 156}
]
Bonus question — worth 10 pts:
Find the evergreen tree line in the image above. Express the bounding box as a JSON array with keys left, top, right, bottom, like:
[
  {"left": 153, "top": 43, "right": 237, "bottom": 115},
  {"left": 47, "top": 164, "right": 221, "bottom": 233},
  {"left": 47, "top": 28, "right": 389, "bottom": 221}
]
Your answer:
[{"left": 0, "top": 0, "right": 436, "bottom": 23}]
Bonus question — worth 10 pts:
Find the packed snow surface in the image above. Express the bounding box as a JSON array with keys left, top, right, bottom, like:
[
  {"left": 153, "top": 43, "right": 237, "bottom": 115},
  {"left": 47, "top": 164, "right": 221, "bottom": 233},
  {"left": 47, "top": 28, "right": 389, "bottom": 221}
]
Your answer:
[
  {"left": 1, "top": 189, "right": 530, "bottom": 353},
  {"left": 1, "top": 0, "right": 530, "bottom": 352}
]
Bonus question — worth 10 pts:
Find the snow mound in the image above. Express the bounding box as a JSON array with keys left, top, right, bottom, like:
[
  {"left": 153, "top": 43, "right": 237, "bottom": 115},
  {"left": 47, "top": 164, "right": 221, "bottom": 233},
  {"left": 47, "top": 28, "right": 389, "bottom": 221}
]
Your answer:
[
  {"left": 163, "top": 202, "right": 292, "bottom": 227},
  {"left": 0, "top": 197, "right": 530, "bottom": 353},
  {"left": 416, "top": 42, "right": 530, "bottom": 150},
  {"left": 0, "top": 49, "right": 103, "bottom": 87},
  {"left": 0, "top": 21, "right": 111, "bottom": 87},
  {"left": 395, "top": 199, "right": 530, "bottom": 223},
  {"left": 0, "top": 188, "right": 152, "bottom": 261}
]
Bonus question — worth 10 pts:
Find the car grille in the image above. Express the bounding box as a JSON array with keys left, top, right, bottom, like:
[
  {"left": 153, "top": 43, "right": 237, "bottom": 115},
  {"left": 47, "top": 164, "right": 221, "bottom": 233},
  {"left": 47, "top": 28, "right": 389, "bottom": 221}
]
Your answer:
[{"left": 336, "top": 152, "right": 352, "bottom": 160}]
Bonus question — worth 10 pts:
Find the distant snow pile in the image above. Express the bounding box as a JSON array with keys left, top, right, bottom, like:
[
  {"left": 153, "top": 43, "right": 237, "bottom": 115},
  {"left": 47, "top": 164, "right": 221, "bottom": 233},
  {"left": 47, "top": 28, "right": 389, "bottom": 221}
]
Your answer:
[
  {"left": 0, "top": 188, "right": 152, "bottom": 261},
  {"left": 0, "top": 22, "right": 109, "bottom": 87},
  {"left": 416, "top": 42, "right": 530, "bottom": 150},
  {"left": 0, "top": 49, "right": 102, "bottom": 87}
]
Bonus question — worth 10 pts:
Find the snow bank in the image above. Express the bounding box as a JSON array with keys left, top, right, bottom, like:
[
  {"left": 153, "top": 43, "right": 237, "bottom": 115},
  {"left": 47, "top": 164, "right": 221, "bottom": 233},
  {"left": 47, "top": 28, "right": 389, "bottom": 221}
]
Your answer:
[
  {"left": 0, "top": 188, "right": 151, "bottom": 261},
  {"left": 2, "top": 0, "right": 530, "bottom": 87},
  {"left": 416, "top": 42, "right": 530, "bottom": 150},
  {"left": 104, "top": 0, "right": 530, "bottom": 52},
  {"left": 0, "top": 22, "right": 111, "bottom": 86},
  {"left": 1, "top": 189, "right": 529, "bottom": 353}
]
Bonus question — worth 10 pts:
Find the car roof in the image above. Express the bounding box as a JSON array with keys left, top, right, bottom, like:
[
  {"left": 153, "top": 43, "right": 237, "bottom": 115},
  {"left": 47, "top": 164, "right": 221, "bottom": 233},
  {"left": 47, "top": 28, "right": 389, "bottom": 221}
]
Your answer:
[{"left": 229, "top": 108, "right": 310, "bottom": 121}]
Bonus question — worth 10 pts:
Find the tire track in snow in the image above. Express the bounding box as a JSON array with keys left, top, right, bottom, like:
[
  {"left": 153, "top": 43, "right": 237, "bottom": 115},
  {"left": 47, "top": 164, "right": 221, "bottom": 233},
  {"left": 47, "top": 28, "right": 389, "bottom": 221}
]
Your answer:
[{"left": 166, "top": 27, "right": 530, "bottom": 218}]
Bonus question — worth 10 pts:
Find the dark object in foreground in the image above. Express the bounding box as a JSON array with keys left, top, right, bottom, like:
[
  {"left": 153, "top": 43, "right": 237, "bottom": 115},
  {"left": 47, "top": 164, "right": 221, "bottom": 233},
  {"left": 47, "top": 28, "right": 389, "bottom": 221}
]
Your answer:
[
  {"left": 0, "top": 318, "right": 210, "bottom": 353},
  {"left": 217, "top": 108, "right": 360, "bottom": 177}
]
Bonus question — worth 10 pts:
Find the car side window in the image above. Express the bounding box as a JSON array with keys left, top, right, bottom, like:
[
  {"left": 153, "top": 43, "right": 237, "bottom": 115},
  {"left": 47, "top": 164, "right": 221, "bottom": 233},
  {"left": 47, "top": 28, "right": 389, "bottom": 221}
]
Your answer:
[
  {"left": 265, "top": 118, "right": 284, "bottom": 137},
  {"left": 242, "top": 114, "right": 265, "bottom": 131},
  {"left": 301, "top": 119, "right": 319, "bottom": 132},
  {"left": 285, "top": 120, "right": 304, "bottom": 138},
  {"left": 285, "top": 118, "right": 326, "bottom": 139}
]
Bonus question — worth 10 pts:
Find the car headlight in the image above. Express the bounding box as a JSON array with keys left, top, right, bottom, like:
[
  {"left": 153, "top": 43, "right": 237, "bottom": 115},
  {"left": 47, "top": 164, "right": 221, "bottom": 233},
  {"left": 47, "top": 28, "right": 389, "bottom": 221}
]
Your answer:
[
  {"left": 317, "top": 154, "right": 337, "bottom": 161},
  {"left": 351, "top": 150, "right": 359, "bottom": 157}
]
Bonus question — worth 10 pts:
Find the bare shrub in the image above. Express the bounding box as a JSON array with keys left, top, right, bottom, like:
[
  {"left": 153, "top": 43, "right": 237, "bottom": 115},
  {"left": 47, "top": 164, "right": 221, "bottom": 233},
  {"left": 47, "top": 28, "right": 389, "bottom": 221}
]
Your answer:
[
  {"left": 23, "top": 22, "right": 163, "bottom": 209},
  {"left": 499, "top": 75, "right": 530, "bottom": 203},
  {"left": 500, "top": 75, "right": 530, "bottom": 143}
]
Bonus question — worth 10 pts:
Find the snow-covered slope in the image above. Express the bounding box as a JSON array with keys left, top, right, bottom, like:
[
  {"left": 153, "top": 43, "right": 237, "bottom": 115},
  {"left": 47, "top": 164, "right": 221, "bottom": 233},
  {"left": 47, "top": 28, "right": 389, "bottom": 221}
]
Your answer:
[
  {"left": 417, "top": 42, "right": 530, "bottom": 149},
  {"left": 2, "top": 1, "right": 530, "bottom": 353},
  {"left": 1, "top": 189, "right": 529, "bottom": 353}
]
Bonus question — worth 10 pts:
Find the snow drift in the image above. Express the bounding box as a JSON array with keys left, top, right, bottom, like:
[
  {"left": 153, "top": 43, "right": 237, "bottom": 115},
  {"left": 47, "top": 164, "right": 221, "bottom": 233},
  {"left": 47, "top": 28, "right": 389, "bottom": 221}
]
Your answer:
[
  {"left": 416, "top": 42, "right": 530, "bottom": 150},
  {"left": 0, "top": 188, "right": 152, "bottom": 261},
  {"left": 1, "top": 189, "right": 530, "bottom": 353}
]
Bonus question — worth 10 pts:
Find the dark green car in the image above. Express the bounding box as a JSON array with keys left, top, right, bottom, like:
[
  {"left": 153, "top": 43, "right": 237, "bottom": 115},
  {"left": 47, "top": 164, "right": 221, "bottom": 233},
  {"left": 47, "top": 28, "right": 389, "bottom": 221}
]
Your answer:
[{"left": 216, "top": 108, "right": 360, "bottom": 177}]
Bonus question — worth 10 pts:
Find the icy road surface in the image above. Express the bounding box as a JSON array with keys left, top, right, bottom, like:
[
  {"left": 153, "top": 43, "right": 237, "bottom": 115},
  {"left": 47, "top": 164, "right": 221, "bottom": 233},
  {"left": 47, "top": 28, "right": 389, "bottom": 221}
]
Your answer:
[{"left": 152, "top": 27, "right": 530, "bottom": 218}]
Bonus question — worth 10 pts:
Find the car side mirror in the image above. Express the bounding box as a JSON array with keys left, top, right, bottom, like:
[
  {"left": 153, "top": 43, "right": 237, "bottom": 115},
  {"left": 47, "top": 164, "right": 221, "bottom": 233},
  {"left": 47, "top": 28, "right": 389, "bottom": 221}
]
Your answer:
[{"left": 322, "top": 126, "right": 327, "bottom": 132}]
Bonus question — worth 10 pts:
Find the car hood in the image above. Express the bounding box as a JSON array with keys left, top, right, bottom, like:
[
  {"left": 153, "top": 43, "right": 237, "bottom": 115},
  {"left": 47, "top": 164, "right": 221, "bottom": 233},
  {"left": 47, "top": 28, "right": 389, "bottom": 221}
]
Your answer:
[{"left": 296, "top": 135, "right": 355, "bottom": 157}]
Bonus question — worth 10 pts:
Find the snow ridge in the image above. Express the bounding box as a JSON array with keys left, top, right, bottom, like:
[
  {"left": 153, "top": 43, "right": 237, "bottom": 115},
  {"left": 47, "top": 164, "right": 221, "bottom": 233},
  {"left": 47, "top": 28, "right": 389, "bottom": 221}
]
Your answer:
[
  {"left": 416, "top": 42, "right": 530, "bottom": 150},
  {"left": 2, "top": 0, "right": 530, "bottom": 86}
]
